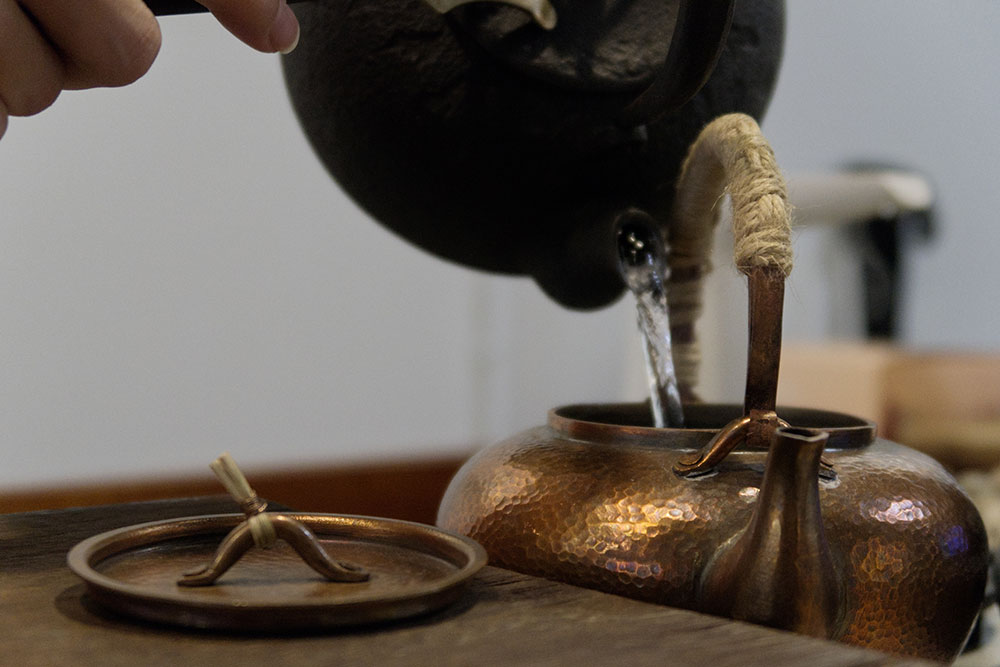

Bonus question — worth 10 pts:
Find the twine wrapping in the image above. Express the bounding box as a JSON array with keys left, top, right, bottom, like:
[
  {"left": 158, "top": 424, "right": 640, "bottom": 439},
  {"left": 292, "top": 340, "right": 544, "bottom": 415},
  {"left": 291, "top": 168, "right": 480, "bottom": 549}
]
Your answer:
[
  {"left": 667, "top": 113, "right": 793, "bottom": 393},
  {"left": 247, "top": 513, "right": 278, "bottom": 548},
  {"left": 209, "top": 452, "right": 276, "bottom": 548}
]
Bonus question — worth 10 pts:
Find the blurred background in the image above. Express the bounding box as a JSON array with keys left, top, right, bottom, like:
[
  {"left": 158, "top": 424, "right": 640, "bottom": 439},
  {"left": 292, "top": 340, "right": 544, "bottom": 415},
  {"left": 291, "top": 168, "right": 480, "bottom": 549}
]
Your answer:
[{"left": 1, "top": 3, "right": 998, "bottom": 504}]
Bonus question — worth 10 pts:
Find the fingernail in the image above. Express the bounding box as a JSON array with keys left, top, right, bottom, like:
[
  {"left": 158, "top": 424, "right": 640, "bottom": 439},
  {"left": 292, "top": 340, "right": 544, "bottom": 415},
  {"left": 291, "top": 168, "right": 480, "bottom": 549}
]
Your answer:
[{"left": 270, "top": 2, "right": 300, "bottom": 55}]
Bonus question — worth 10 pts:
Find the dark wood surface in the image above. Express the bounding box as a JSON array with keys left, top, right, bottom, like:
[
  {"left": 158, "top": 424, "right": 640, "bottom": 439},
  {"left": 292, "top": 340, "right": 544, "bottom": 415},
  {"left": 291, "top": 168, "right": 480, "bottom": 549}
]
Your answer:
[{"left": 1, "top": 497, "right": 931, "bottom": 666}]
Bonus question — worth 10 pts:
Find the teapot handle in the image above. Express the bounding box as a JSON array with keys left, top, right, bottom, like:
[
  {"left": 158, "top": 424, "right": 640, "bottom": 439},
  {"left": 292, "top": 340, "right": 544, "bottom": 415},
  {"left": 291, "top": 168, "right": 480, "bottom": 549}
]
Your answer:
[
  {"left": 622, "top": 0, "right": 736, "bottom": 124},
  {"left": 665, "top": 113, "right": 793, "bottom": 474}
]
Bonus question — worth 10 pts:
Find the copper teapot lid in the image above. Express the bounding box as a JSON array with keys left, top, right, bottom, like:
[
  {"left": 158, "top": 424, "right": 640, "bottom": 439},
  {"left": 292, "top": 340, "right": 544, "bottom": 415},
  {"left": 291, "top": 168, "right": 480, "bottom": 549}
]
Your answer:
[{"left": 67, "top": 454, "right": 487, "bottom": 631}]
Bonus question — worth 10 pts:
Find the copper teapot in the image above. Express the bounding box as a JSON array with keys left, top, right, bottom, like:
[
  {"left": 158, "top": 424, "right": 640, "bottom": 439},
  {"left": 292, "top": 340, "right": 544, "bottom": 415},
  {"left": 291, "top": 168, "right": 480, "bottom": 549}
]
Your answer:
[
  {"left": 282, "top": 0, "right": 784, "bottom": 309},
  {"left": 436, "top": 115, "right": 989, "bottom": 662}
]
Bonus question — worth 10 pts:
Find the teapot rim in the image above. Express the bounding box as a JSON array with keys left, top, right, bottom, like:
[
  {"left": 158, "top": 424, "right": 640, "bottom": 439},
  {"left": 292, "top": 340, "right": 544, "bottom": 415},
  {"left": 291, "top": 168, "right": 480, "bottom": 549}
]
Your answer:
[{"left": 549, "top": 402, "right": 875, "bottom": 451}]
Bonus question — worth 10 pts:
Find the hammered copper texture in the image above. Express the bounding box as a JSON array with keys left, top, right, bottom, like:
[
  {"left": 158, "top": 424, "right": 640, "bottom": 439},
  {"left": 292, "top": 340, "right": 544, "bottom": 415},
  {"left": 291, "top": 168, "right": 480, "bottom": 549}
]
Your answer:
[{"left": 437, "top": 404, "right": 988, "bottom": 662}]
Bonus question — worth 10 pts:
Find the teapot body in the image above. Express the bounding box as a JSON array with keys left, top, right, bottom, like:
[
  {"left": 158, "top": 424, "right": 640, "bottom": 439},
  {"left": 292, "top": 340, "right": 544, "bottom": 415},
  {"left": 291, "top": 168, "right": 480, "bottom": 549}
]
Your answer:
[
  {"left": 438, "top": 403, "right": 988, "bottom": 661},
  {"left": 282, "top": 0, "right": 784, "bottom": 309}
]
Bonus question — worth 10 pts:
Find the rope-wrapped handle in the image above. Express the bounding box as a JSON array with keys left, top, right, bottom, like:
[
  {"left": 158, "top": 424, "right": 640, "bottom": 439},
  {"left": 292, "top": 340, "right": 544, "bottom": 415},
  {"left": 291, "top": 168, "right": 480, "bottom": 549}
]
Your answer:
[
  {"left": 666, "top": 113, "right": 792, "bottom": 396},
  {"left": 665, "top": 114, "right": 793, "bottom": 474}
]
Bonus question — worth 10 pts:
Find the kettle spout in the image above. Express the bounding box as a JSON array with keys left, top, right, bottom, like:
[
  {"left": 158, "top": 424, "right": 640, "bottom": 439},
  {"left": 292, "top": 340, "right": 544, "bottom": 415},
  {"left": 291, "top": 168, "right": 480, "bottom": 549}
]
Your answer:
[
  {"left": 422, "top": 0, "right": 557, "bottom": 30},
  {"left": 700, "top": 427, "right": 846, "bottom": 639}
]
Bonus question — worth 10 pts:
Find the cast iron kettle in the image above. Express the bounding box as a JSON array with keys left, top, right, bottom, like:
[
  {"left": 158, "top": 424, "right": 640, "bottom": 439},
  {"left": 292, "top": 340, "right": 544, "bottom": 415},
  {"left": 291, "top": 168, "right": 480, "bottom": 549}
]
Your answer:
[
  {"left": 280, "top": 1, "right": 986, "bottom": 660},
  {"left": 437, "top": 115, "right": 989, "bottom": 662},
  {"left": 282, "top": 0, "right": 784, "bottom": 309}
]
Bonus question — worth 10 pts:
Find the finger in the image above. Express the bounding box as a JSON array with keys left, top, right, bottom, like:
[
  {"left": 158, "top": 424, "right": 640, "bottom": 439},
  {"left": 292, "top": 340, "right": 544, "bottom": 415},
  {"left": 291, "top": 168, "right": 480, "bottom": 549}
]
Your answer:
[
  {"left": 0, "top": 97, "right": 8, "bottom": 140},
  {"left": 19, "top": 0, "right": 161, "bottom": 90},
  {"left": 197, "top": 0, "right": 299, "bottom": 54},
  {"left": 0, "top": 0, "right": 64, "bottom": 116}
]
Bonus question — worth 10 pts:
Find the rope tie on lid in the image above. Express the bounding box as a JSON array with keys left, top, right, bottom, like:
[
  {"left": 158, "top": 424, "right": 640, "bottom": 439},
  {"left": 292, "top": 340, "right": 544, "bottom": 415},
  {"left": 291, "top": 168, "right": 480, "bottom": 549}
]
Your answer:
[
  {"left": 178, "top": 453, "right": 370, "bottom": 586},
  {"left": 210, "top": 453, "right": 276, "bottom": 548}
]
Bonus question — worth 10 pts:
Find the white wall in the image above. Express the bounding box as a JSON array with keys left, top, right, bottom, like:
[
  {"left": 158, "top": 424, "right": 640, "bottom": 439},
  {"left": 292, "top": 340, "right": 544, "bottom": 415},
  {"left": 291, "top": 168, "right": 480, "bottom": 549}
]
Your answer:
[
  {"left": 767, "top": 2, "right": 1000, "bottom": 349},
  {"left": 2, "top": 4, "right": 998, "bottom": 490},
  {"left": 700, "top": 2, "right": 1000, "bottom": 400},
  {"left": 0, "top": 16, "right": 638, "bottom": 489}
]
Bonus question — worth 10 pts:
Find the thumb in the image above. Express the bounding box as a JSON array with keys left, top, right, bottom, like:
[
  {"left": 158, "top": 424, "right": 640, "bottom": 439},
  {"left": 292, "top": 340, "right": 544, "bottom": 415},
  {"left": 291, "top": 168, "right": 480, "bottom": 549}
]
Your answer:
[{"left": 197, "top": 0, "right": 300, "bottom": 54}]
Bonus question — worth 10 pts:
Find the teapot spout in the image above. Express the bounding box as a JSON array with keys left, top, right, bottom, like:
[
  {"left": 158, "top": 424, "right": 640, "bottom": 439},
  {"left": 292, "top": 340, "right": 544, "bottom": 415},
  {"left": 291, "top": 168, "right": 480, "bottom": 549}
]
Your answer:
[{"left": 701, "top": 427, "right": 845, "bottom": 639}]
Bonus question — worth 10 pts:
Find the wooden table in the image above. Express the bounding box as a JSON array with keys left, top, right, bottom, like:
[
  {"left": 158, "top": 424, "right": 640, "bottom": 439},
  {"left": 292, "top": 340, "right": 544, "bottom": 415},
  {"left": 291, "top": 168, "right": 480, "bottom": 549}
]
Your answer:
[{"left": 2, "top": 497, "right": 931, "bottom": 666}]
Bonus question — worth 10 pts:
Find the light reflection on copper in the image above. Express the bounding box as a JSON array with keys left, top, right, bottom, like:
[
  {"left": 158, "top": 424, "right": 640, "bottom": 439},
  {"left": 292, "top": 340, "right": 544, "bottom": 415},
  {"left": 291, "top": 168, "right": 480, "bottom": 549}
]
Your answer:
[{"left": 866, "top": 498, "right": 929, "bottom": 524}]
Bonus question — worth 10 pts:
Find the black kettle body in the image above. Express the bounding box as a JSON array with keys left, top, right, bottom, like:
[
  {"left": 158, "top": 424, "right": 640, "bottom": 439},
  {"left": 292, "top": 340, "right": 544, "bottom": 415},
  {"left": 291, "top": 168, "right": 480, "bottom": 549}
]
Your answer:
[{"left": 282, "top": 0, "right": 785, "bottom": 308}]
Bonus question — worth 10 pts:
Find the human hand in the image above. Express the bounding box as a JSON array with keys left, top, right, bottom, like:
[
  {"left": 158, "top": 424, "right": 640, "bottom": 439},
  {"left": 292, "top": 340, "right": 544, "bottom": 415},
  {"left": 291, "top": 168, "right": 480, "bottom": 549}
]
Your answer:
[{"left": 0, "top": 0, "right": 300, "bottom": 140}]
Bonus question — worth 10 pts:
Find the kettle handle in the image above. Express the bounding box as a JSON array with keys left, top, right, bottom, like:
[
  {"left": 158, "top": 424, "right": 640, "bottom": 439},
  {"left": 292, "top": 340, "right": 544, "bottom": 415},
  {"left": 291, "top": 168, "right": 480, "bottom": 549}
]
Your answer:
[
  {"left": 666, "top": 113, "right": 793, "bottom": 474},
  {"left": 622, "top": 0, "right": 736, "bottom": 125}
]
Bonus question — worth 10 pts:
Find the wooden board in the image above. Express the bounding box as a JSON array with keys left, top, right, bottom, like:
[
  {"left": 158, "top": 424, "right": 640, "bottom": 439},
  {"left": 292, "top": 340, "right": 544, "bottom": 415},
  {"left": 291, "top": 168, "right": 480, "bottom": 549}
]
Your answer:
[
  {"left": 1, "top": 497, "right": 931, "bottom": 666},
  {"left": 1, "top": 456, "right": 465, "bottom": 522}
]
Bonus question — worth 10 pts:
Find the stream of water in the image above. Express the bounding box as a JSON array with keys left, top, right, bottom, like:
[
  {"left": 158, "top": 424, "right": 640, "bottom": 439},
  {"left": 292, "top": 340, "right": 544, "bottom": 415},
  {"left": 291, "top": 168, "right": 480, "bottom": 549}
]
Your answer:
[{"left": 616, "top": 219, "right": 684, "bottom": 428}]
